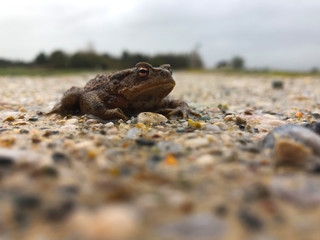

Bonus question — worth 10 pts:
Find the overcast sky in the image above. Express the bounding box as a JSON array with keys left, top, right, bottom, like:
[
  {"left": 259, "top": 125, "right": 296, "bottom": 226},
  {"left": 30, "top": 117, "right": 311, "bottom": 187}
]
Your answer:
[{"left": 1, "top": 0, "right": 320, "bottom": 70}]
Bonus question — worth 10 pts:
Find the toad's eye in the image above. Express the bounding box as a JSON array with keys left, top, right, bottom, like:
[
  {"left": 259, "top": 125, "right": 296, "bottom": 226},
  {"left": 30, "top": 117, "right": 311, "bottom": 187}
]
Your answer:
[{"left": 137, "top": 67, "right": 149, "bottom": 78}]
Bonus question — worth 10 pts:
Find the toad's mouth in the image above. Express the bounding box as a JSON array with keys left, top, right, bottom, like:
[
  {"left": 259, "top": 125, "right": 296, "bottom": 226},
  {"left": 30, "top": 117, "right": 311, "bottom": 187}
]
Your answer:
[{"left": 124, "top": 82, "right": 175, "bottom": 101}]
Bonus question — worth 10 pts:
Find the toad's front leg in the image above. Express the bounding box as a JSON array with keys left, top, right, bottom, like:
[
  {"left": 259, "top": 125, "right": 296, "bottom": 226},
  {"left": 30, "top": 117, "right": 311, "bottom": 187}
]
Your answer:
[
  {"left": 80, "top": 92, "right": 128, "bottom": 120},
  {"left": 157, "top": 98, "right": 200, "bottom": 119}
]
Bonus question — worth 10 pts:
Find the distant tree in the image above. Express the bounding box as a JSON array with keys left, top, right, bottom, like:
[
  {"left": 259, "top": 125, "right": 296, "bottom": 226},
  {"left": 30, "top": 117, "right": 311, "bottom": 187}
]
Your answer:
[
  {"left": 230, "top": 56, "right": 245, "bottom": 70},
  {"left": 0, "top": 58, "right": 13, "bottom": 67},
  {"left": 48, "top": 50, "right": 69, "bottom": 68},
  {"left": 0, "top": 58, "right": 28, "bottom": 67},
  {"left": 151, "top": 54, "right": 190, "bottom": 69},
  {"left": 216, "top": 60, "right": 229, "bottom": 69},
  {"left": 120, "top": 51, "right": 150, "bottom": 68},
  {"left": 34, "top": 52, "right": 48, "bottom": 65},
  {"left": 69, "top": 51, "right": 107, "bottom": 69},
  {"left": 0, "top": 48, "right": 206, "bottom": 70},
  {"left": 101, "top": 53, "right": 119, "bottom": 69},
  {"left": 310, "top": 67, "right": 319, "bottom": 74}
]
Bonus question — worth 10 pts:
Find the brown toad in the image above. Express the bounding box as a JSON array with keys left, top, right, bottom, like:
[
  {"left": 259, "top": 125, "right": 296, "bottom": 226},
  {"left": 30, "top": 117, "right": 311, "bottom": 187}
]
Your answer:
[{"left": 47, "top": 62, "right": 198, "bottom": 120}]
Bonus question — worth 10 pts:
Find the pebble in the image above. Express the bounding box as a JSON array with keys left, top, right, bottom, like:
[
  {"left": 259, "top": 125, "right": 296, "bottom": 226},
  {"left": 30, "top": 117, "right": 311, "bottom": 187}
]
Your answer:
[
  {"left": 52, "top": 152, "right": 68, "bottom": 164},
  {"left": 273, "top": 138, "right": 313, "bottom": 165},
  {"left": 28, "top": 117, "right": 38, "bottom": 122},
  {"left": 224, "top": 115, "right": 234, "bottom": 122},
  {"left": 238, "top": 208, "right": 263, "bottom": 231},
  {"left": 188, "top": 119, "right": 202, "bottom": 128},
  {"left": 203, "top": 124, "right": 221, "bottom": 132},
  {"left": 271, "top": 175, "right": 320, "bottom": 206},
  {"left": 261, "top": 119, "right": 286, "bottom": 127},
  {"left": 199, "top": 115, "right": 211, "bottom": 121},
  {"left": 306, "top": 121, "right": 320, "bottom": 135},
  {"left": 236, "top": 115, "right": 247, "bottom": 124},
  {"left": 43, "top": 130, "right": 59, "bottom": 137},
  {"left": 105, "top": 122, "right": 114, "bottom": 128},
  {"left": 38, "top": 167, "right": 59, "bottom": 179},
  {"left": 244, "top": 108, "right": 254, "bottom": 115},
  {"left": 176, "top": 128, "right": 186, "bottom": 133},
  {"left": 165, "top": 153, "right": 178, "bottom": 165},
  {"left": 195, "top": 154, "right": 217, "bottom": 166},
  {"left": 45, "top": 200, "right": 75, "bottom": 222},
  {"left": 147, "top": 155, "right": 163, "bottom": 169},
  {"left": 3, "top": 116, "right": 15, "bottom": 122},
  {"left": 272, "top": 80, "right": 284, "bottom": 89},
  {"left": 261, "top": 124, "right": 320, "bottom": 166},
  {"left": 307, "top": 161, "right": 320, "bottom": 174},
  {"left": 66, "top": 205, "right": 140, "bottom": 240},
  {"left": 0, "top": 129, "right": 11, "bottom": 132},
  {"left": 0, "top": 148, "right": 45, "bottom": 164},
  {"left": 137, "top": 112, "right": 168, "bottom": 124},
  {"left": 135, "top": 138, "right": 155, "bottom": 146},
  {"left": 0, "top": 155, "right": 14, "bottom": 166},
  {"left": 185, "top": 138, "right": 210, "bottom": 148},
  {"left": 157, "top": 213, "right": 227, "bottom": 239},
  {"left": 85, "top": 119, "right": 99, "bottom": 125},
  {"left": 0, "top": 148, "right": 30, "bottom": 165},
  {"left": 214, "top": 204, "right": 228, "bottom": 217},
  {"left": 312, "top": 113, "right": 320, "bottom": 119},
  {"left": 59, "top": 124, "right": 78, "bottom": 133},
  {"left": 218, "top": 103, "right": 229, "bottom": 113},
  {"left": 14, "top": 194, "right": 42, "bottom": 210},
  {"left": 106, "top": 127, "right": 119, "bottom": 135},
  {"left": 157, "top": 141, "right": 183, "bottom": 154},
  {"left": 126, "top": 128, "right": 140, "bottom": 139},
  {"left": 19, "top": 129, "right": 29, "bottom": 134},
  {"left": 66, "top": 118, "right": 78, "bottom": 125}
]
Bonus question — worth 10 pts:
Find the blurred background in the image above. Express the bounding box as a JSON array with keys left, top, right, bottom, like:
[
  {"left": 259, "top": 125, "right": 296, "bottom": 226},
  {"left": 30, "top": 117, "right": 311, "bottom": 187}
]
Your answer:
[{"left": 1, "top": 0, "right": 320, "bottom": 73}]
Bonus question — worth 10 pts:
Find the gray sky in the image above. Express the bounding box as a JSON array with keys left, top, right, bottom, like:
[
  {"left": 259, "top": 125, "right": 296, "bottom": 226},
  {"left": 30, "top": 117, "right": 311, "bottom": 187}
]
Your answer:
[{"left": 1, "top": 0, "right": 320, "bottom": 70}]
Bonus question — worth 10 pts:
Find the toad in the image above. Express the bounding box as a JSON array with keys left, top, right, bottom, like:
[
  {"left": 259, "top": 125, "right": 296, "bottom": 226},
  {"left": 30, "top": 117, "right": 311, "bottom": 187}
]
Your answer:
[{"left": 47, "top": 62, "right": 199, "bottom": 120}]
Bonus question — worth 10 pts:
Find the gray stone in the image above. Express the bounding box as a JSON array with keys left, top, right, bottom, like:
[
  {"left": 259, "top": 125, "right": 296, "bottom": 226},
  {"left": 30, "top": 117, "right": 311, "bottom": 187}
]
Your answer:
[
  {"left": 157, "top": 141, "right": 182, "bottom": 154},
  {"left": 126, "top": 128, "right": 140, "bottom": 140},
  {"left": 157, "top": 213, "right": 227, "bottom": 239},
  {"left": 203, "top": 124, "right": 221, "bottom": 132}
]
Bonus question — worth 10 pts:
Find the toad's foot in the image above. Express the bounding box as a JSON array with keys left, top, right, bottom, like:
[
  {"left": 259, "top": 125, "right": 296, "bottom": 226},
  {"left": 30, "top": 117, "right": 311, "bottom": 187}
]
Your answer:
[
  {"left": 157, "top": 99, "right": 200, "bottom": 119},
  {"left": 158, "top": 107, "right": 200, "bottom": 119}
]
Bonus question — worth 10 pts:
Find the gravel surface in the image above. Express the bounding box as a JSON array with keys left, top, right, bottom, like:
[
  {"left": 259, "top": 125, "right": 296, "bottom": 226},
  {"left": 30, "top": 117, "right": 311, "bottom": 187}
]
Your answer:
[{"left": 1, "top": 72, "right": 320, "bottom": 240}]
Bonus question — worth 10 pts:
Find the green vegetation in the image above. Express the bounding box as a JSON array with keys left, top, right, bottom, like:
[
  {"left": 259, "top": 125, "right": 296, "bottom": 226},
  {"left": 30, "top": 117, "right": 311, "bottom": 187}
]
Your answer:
[
  {"left": 0, "top": 67, "right": 96, "bottom": 76},
  {"left": 0, "top": 49, "right": 203, "bottom": 76}
]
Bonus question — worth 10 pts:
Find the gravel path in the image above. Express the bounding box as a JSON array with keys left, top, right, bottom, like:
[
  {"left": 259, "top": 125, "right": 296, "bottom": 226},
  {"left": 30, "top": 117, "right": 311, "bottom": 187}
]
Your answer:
[{"left": 1, "top": 73, "right": 320, "bottom": 240}]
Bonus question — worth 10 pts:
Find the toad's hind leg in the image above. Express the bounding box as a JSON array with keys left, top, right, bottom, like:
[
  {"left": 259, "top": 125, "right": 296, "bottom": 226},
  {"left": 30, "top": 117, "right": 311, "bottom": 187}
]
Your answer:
[
  {"left": 47, "top": 87, "right": 83, "bottom": 115},
  {"left": 157, "top": 98, "right": 201, "bottom": 119},
  {"left": 80, "top": 91, "right": 128, "bottom": 120}
]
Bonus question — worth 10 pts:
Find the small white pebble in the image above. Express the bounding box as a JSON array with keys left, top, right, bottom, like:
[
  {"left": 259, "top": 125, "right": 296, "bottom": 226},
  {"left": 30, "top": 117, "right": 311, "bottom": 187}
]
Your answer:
[
  {"left": 203, "top": 124, "right": 221, "bottom": 132},
  {"left": 185, "top": 138, "right": 210, "bottom": 148},
  {"left": 59, "top": 124, "right": 78, "bottom": 133},
  {"left": 137, "top": 112, "right": 168, "bottom": 124},
  {"left": 105, "top": 122, "right": 114, "bottom": 128},
  {"left": 66, "top": 118, "right": 78, "bottom": 125},
  {"left": 107, "top": 127, "right": 119, "bottom": 135},
  {"left": 196, "top": 154, "right": 217, "bottom": 166}
]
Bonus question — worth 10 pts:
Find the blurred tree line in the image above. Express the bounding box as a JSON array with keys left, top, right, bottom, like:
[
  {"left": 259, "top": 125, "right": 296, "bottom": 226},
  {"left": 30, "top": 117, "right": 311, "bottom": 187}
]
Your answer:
[
  {"left": 215, "top": 56, "right": 245, "bottom": 70},
  {"left": 0, "top": 49, "right": 203, "bottom": 70}
]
